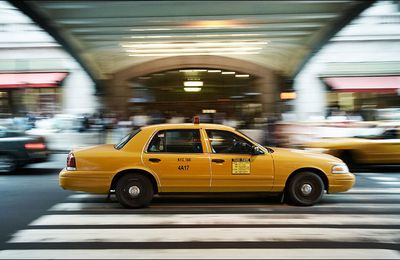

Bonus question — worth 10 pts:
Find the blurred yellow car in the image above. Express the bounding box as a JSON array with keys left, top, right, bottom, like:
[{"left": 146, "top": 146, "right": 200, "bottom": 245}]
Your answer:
[
  {"left": 305, "top": 128, "right": 400, "bottom": 169},
  {"left": 59, "top": 121, "right": 355, "bottom": 208}
]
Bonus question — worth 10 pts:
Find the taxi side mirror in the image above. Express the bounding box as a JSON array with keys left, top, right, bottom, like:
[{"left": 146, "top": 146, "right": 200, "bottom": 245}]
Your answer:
[{"left": 251, "top": 146, "right": 264, "bottom": 155}]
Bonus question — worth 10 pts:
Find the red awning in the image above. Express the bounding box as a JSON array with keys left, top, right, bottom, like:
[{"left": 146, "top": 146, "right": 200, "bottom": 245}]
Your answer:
[
  {"left": 323, "top": 76, "right": 400, "bottom": 93},
  {"left": 0, "top": 72, "right": 68, "bottom": 88}
]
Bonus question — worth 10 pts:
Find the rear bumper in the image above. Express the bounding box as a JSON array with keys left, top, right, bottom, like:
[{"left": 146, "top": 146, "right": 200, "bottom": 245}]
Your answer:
[
  {"left": 16, "top": 150, "right": 49, "bottom": 166},
  {"left": 328, "top": 173, "right": 356, "bottom": 193},
  {"left": 59, "top": 168, "right": 110, "bottom": 193},
  {"left": 28, "top": 150, "right": 49, "bottom": 162}
]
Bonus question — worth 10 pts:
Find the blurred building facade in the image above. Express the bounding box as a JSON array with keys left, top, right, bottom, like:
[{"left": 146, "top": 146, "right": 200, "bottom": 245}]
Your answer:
[
  {"left": 1, "top": 0, "right": 396, "bottom": 126},
  {"left": 294, "top": 1, "right": 400, "bottom": 121},
  {"left": 0, "top": 1, "right": 99, "bottom": 117}
]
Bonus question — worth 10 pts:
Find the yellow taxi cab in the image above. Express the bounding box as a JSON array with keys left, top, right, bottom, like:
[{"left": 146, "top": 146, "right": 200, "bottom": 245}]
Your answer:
[
  {"left": 304, "top": 128, "right": 400, "bottom": 169},
  {"left": 59, "top": 119, "right": 355, "bottom": 208}
]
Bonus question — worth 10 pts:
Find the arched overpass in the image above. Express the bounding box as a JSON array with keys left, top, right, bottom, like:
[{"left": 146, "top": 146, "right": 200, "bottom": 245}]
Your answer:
[{"left": 9, "top": 1, "right": 374, "bottom": 116}]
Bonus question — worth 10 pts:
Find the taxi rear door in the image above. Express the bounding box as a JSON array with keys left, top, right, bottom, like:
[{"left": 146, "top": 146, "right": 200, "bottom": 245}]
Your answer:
[
  {"left": 205, "top": 129, "right": 274, "bottom": 192},
  {"left": 142, "top": 129, "right": 211, "bottom": 192}
]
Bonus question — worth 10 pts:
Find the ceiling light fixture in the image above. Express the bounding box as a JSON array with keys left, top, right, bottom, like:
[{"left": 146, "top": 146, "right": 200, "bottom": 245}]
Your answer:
[
  {"left": 207, "top": 70, "right": 221, "bottom": 73},
  {"left": 280, "top": 92, "right": 297, "bottom": 100},
  {"left": 130, "top": 28, "right": 172, "bottom": 31},
  {"left": 130, "top": 35, "right": 172, "bottom": 39},
  {"left": 202, "top": 109, "right": 217, "bottom": 114},
  {"left": 221, "top": 71, "right": 236, "bottom": 75},
  {"left": 188, "top": 20, "right": 239, "bottom": 29},
  {"left": 235, "top": 74, "right": 250, "bottom": 78},
  {"left": 128, "top": 33, "right": 262, "bottom": 39},
  {"left": 126, "top": 47, "right": 262, "bottom": 53},
  {"left": 128, "top": 52, "right": 259, "bottom": 57},
  {"left": 184, "top": 81, "right": 203, "bottom": 87},
  {"left": 245, "top": 92, "right": 261, "bottom": 96},
  {"left": 121, "top": 41, "right": 268, "bottom": 48},
  {"left": 179, "top": 69, "right": 207, "bottom": 73},
  {"left": 184, "top": 87, "right": 202, "bottom": 92}
]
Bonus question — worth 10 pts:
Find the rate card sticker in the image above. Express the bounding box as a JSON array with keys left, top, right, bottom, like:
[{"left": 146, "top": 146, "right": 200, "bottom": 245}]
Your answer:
[{"left": 232, "top": 158, "right": 251, "bottom": 175}]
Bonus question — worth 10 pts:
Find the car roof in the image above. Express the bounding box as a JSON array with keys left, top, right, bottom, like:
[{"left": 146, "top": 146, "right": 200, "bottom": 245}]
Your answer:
[{"left": 140, "top": 123, "right": 235, "bottom": 131}]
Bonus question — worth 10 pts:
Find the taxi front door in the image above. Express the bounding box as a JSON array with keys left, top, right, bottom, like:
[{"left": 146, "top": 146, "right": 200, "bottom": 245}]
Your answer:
[
  {"left": 205, "top": 129, "right": 274, "bottom": 192},
  {"left": 142, "top": 129, "right": 211, "bottom": 192}
]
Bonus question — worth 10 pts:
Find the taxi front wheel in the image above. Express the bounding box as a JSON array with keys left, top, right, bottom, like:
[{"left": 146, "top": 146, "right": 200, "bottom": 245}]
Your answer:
[
  {"left": 287, "top": 172, "right": 324, "bottom": 206},
  {"left": 115, "top": 174, "right": 154, "bottom": 208}
]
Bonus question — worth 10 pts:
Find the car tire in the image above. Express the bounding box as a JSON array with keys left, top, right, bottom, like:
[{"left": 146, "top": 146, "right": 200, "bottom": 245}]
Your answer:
[
  {"left": 115, "top": 174, "right": 153, "bottom": 208},
  {"left": 0, "top": 154, "right": 17, "bottom": 173},
  {"left": 287, "top": 171, "right": 324, "bottom": 206}
]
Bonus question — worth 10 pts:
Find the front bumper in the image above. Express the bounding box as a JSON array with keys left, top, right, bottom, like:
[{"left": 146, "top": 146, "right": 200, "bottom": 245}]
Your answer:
[
  {"left": 59, "top": 168, "right": 111, "bottom": 193},
  {"left": 328, "top": 172, "right": 356, "bottom": 193}
]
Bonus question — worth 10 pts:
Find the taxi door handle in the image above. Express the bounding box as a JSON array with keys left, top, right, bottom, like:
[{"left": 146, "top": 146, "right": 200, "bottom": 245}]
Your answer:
[
  {"left": 149, "top": 158, "right": 161, "bottom": 163},
  {"left": 212, "top": 159, "right": 225, "bottom": 163}
]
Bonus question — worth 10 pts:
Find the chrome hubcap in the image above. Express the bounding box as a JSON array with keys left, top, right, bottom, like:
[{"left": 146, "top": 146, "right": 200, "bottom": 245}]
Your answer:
[
  {"left": 128, "top": 186, "right": 140, "bottom": 197},
  {"left": 301, "top": 183, "right": 313, "bottom": 195}
]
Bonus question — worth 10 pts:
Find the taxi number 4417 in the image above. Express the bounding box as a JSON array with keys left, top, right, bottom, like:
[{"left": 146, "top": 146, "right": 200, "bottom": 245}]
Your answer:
[{"left": 178, "top": 165, "right": 189, "bottom": 171}]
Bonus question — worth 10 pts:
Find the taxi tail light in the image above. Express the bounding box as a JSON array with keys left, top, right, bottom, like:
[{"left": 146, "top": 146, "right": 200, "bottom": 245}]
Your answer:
[
  {"left": 24, "top": 143, "right": 46, "bottom": 150},
  {"left": 67, "top": 153, "right": 76, "bottom": 171}
]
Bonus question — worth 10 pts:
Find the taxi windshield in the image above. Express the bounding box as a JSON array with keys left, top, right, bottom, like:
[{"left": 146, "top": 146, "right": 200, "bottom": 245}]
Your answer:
[{"left": 114, "top": 129, "right": 141, "bottom": 150}]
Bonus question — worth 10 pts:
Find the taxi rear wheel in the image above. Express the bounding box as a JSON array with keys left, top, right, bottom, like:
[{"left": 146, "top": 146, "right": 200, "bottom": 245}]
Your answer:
[
  {"left": 115, "top": 174, "right": 154, "bottom": 208},
  {"left": 287, "top": 172, "right": 324, "bottom": 206}
]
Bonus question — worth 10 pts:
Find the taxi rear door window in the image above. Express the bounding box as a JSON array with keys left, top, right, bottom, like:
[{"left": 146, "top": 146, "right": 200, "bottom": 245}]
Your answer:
[{"left": 148, "top": 129, "right": 203, "bottom": 153}]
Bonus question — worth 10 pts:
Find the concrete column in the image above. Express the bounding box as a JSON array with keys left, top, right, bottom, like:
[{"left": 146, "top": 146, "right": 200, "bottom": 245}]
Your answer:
[
  {"left": 103, "top": 78, "right": 131, "bottom": 119},
  {"left": 255, "top": 75, "right": 279, "bottom": 117}
]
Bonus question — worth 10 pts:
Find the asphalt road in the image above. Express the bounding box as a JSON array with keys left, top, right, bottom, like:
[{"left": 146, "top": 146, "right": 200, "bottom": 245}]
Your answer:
[{"left": 0, "top": 162, "right": 399, "bottom": 259}]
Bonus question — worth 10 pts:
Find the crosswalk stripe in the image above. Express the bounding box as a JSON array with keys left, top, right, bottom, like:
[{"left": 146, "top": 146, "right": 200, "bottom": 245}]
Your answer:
[
  {"left": 29, "top": 214, "right": 400, "bottom": 226},
  {"left": 48, "top": 202, "right": 400, "bottom": 211},
  {"left": 0, "top": 249, "right": 399, "bottom": 260},
  {"left": 65, "top": 189, "right": 400, "bottom": 201},
  {"left": 67, "top": 194, "right": 109, "bottom": 200},
  {"left": 324, "top": 194, "right": 400, "bottom": 201},
  {"left": 316, "top": 203, "right": 400, "bottom": 208},
  {"left": 63, "top": 189, "right": 400, "bottom": 202},
  {"left": 8, "top": 228, "right": 400, "bottom": 243},
  {"left": 346, "top": 188, "right": 400, "bottom": 194},
  {"left": 378, "top": 181, "right": 400, "bottom": 185},
  {"left": 367, "top": 176, "right": 399, "bottom": 181},
  {"left": 49, "top": 202, "right": 119, "bottom": 211}
]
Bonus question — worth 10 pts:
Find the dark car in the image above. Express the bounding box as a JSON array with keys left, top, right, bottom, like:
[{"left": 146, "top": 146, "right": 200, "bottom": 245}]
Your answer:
[{"left": 0, "top": 126, "right": 49, "bottom": 172}]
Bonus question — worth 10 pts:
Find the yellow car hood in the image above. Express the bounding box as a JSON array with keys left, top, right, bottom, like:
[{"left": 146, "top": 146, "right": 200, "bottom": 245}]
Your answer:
[
  {"left": 271, "top": 147, "right": 342, "bottom": 163},
  {"left": 305, "top": 137, "right": 368, "bottom": 149}
]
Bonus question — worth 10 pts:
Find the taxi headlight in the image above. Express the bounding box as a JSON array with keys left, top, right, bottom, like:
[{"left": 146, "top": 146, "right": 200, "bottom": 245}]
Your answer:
[{"left": 332, "top": 164, "right": 349, "bottom": 174}]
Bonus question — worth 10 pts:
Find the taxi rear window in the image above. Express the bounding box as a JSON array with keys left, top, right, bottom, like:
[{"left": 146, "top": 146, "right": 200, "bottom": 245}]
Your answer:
[
  {"left": 114, "top": 129, "right": 141, "bottom": 150},
  {"left": 147, "top": 129, "right": 203, "bottom": 153}
]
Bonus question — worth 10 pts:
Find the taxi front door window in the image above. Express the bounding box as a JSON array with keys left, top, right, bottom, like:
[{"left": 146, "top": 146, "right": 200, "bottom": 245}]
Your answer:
[{"left": 206, "top": 130, "right": 253, "bottom": 154}]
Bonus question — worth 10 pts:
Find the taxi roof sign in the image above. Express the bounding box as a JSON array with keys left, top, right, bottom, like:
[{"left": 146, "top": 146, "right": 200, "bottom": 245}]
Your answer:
[{"left": 193, "top": 116, "right": 200, "bottom": 124}]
